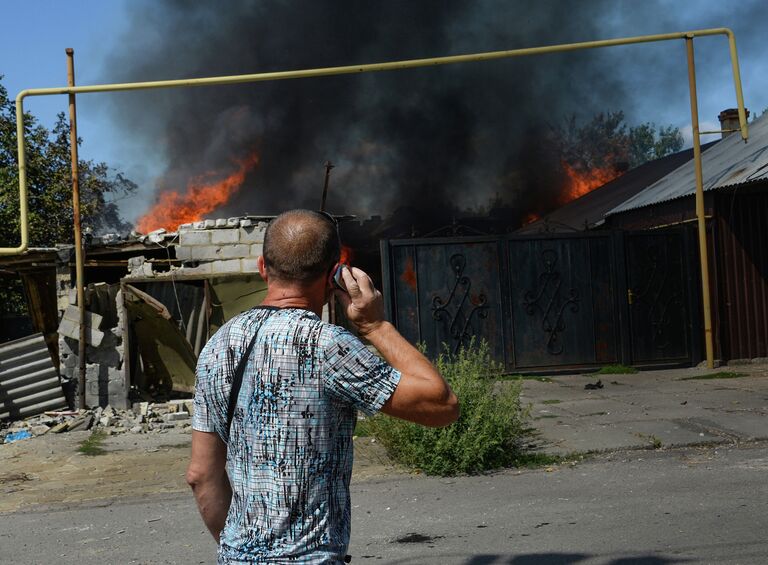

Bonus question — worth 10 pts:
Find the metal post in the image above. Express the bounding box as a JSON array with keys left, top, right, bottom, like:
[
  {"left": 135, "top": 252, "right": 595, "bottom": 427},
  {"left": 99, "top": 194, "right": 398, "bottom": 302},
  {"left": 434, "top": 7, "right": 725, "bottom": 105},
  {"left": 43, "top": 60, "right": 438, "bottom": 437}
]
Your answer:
[
  {"left": 66, "top": 48, "right": 88, "bottom": 407},
  {"left": 320, "top": 161, "right": 334, "bottom": 212},
  {"left": 685, "top": 37, "right": 715, "bottom": 369}
]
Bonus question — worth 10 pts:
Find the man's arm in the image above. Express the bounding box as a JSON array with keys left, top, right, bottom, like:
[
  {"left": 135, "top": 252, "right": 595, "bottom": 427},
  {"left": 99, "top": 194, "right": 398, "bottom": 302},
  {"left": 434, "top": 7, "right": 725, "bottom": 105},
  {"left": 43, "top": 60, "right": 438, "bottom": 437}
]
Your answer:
[
  {"left": 186, "top": 430, "right": 232, "bottom": 543},
  {"left": 336, "top": 266, "right": 459, "bottom": 427}
]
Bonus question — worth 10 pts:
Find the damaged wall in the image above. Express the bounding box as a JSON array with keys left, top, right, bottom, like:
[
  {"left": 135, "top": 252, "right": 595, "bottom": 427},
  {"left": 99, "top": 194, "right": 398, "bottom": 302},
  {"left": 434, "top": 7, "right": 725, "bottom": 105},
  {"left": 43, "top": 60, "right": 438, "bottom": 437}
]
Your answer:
[
  {"left": 58, "top": 284, "right": 129, "bottom": 409},
  {"left": 126, "top": 218, "right": 267, "bottom": 279}
]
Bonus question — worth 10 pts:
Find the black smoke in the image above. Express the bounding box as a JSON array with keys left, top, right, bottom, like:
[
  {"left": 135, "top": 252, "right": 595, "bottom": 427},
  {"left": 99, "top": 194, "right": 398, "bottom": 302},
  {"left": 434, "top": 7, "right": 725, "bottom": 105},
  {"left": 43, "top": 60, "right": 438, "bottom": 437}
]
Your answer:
[{"left": 101, "top": 0, "right": 765, "bottom": 231}]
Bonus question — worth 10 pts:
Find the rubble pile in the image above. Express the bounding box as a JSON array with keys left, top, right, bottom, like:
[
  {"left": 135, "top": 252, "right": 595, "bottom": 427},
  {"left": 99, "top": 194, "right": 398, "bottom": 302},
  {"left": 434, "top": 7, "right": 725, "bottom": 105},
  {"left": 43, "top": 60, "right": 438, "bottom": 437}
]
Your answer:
[{"left": 0, "top": 400, "right": 195, "bottom": 444}]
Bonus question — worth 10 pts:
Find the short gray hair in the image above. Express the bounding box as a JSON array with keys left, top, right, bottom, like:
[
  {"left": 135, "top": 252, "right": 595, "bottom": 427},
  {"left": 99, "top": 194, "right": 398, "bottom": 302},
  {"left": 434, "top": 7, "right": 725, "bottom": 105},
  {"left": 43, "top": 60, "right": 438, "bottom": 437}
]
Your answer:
[{"left": 262, "top": 209, "right": 340, "bottom": 283}]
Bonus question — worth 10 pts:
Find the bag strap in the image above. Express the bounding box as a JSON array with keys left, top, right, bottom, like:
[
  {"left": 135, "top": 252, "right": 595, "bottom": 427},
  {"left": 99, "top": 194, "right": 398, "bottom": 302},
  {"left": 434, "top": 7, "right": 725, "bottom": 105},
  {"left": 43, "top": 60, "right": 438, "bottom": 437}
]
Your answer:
[{"left": 225, "top": 328, "right": 261, "bottom": 436}]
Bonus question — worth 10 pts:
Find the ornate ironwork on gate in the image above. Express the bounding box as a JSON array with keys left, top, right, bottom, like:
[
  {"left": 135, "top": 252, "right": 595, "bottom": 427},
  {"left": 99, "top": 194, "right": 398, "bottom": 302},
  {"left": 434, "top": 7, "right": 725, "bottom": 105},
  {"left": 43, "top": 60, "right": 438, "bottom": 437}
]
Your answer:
[
  {"left": 521, "top": 249, "right": 581, "bottom": 355},
  {"left": 431, "top": 254, "right": 489, "bottom": 353},
  {"left": 382, "top": 228, "right": 695, "bottom": 372}
]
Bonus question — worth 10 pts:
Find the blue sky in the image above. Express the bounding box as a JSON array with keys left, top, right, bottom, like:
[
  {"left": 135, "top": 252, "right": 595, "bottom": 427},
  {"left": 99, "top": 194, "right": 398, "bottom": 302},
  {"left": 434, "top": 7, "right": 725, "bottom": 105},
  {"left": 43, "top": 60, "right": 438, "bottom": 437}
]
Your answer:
[{"left": 1, "top": 1, "right": 766, "bottom": 223}]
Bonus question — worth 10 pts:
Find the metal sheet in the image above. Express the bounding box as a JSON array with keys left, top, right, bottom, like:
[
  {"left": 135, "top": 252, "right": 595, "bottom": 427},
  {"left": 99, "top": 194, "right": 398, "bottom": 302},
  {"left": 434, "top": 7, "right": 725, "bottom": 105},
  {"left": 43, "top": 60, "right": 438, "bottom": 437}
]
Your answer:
[
  {"left": 0, "top": 333, "right": 67, "bottom": 421},
  {"left": 608, "top": 113, "right": 768, "bottom": 215},
  {"left": 714, "top": 192, "right": 768, "bottom": 360}
]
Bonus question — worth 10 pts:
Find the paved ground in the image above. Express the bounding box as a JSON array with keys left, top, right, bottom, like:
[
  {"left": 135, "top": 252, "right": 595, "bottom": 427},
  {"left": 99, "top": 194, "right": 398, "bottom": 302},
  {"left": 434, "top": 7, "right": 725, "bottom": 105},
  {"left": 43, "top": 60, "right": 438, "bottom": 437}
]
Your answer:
[
  {"left": 1, "top": 443, "right": 766, "bottom": 564},
  {"left": 1, "top": 364, "right": 766, "bottom": 563},
  {"left": 522, "top": 364, "right": 768, "bottom": 455}
]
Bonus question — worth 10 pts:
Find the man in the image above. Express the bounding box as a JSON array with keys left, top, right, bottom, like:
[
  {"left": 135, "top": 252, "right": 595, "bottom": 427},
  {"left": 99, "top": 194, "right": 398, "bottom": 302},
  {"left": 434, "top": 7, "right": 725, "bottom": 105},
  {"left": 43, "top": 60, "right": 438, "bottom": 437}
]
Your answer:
[{"left": 187, "top": 209, "right": 459, "bottom": 563}]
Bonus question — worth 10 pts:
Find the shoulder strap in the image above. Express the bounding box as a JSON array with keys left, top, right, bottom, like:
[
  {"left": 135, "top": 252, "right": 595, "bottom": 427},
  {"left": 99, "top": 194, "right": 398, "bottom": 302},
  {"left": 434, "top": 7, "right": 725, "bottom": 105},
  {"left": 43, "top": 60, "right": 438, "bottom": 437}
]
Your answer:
[{"left": 225, "top": 328, "right": 261, "bottom": 436}]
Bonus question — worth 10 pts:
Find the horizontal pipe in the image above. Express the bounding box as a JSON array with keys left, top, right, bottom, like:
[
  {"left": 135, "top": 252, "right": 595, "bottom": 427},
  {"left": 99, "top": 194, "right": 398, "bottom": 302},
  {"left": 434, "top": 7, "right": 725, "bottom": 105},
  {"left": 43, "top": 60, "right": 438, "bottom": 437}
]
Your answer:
[
  {"left": 15, "top": 28, "right": 739, "bottom": 100},
  {"left": 1, "top": 27, "right": 750, "bottom": 256}
]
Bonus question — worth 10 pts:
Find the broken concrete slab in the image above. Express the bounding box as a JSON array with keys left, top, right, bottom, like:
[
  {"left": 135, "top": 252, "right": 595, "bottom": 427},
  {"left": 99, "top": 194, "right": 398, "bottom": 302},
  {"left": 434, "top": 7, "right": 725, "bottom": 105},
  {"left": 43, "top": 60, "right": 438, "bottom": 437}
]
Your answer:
[{"left": 57, "top": 305, "right": 105, "bottom": 347}]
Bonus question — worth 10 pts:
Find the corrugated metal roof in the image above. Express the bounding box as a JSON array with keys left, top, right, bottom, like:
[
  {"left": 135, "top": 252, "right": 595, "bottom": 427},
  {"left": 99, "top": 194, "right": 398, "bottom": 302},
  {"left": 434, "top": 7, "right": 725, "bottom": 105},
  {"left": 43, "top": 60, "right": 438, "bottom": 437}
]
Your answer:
[
  {"left": 0, "top": 333, "right": 67, "bottom": 421},
  {"left": 516, "top": 142, "right": 717, "bottom": 234},
  {"left": 608, "top": 113, "right": 768, "bottom": 216}
]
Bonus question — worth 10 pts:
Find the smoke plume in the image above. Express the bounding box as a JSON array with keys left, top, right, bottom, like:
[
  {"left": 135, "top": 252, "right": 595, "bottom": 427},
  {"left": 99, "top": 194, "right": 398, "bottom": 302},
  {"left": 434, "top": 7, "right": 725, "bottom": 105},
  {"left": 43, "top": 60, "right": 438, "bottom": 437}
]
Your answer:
[{"left": 102, "top": 0, "right": 765, "bottom": 230}]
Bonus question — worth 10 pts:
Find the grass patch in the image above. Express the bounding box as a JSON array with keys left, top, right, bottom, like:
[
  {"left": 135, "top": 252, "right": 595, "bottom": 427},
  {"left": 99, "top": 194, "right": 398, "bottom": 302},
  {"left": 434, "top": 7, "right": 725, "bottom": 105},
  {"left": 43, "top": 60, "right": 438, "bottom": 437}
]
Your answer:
[
  {"left": 635, "top": 432, "right": 663, "bottom": 449},
  {"left": 541, "top": 399, "right": 561, "bottom": 405},
  {"left": 366, "top": 341, "right": 530, "bottom": 476},
  {"left": 681, "top": 371, "right": 748, "bottom": 381},
  {"left": 514, "top": 452, "right": 587, "bottom": 468},
  {"left": 593, "top": 364, "right": 638, "bottom": 375},
  {"left": 157, "top": 442, "right": 190, "bottom": 450},
  {"left": 354, "top": 419, "right": 373, "bottom": 437},
  {"left": 77, "top": 430, "right": 107, "bottom": 456},
  {"left": 502, "top": 375, "right": 554, "bottom": 383}
]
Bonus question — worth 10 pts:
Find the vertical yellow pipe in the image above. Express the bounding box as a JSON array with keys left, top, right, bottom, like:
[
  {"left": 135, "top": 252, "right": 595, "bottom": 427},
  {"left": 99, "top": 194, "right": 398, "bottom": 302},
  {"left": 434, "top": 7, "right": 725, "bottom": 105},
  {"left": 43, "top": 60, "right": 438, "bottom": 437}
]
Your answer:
[
  {"left": 685, "top": 37, "right": 715, "bottom": 369},
  {"left": 13, "top": 96, "right": 29, "bottom": 253},
  {"left": 725, "top": 31, "right": 749, "bottom": 141},
  {"left": 66, "top": 48, "right": 88, "bottom": 408}
]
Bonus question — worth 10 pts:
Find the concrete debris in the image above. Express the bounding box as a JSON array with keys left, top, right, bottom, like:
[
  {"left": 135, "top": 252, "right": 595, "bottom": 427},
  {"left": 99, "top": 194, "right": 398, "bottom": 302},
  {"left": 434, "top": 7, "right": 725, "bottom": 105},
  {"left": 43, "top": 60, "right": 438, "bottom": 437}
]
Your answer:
[{"left": 0, "top": 400, "right": 195, "bottom": 444}]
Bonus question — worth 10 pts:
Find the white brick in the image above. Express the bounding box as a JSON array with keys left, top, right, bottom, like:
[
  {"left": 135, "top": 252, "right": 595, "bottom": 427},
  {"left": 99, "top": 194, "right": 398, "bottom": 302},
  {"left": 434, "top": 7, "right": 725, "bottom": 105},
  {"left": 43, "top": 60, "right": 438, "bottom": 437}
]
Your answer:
[
  {"left": 178, "top": 230, "right": 211, "bottom": 246},
  {"left": 204, "top": 219, "right": 216, "bottom": 229},
  {"left": 239, "top": 227, "right": 266, "bottom": 243},
  {"left": 211, "top": 229, "right": 240, "bottom": 244},
  {"left": 241, "top": 258, "right": 259, "bottom": 272},
  {"left": 190, "top": 245, "right": 223, "bottom": 260},
  {"left": 250, "top": 243, "right": 264, "bottom": 257},
  {"left": 218, "top": 244, "right": 251, "bottom": 259},
  {"left": 215, "top": 218, "right": 228, "bottom": 228},
  {"left": 227, "top": 217, "right": 239, "bottom": 227},
  {"left": 178, "top": 262, "right": 213, "bottom": 275},
  {"left": 212, "top": 259, "right": 242, "bottom": 274},
  {"left": 174, "top": 246, "right": 193, "bottom": 261}
]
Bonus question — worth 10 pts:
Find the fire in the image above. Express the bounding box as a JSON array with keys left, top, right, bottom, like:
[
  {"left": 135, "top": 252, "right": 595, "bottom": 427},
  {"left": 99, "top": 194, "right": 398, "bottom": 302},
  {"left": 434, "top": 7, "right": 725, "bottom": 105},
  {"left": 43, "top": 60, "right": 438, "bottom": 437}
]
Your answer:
[
  {"left": 339, "top": 245, "right": 354, "bottom": 266},
  {"left": 522, "top": 212, "right": 540, "bottom": 225},
  {"left": 136, "top": 153, "right": 259, "bottom": 233},
  {"left": 560, "top": 161, "right": 622, "bottom": 204}
]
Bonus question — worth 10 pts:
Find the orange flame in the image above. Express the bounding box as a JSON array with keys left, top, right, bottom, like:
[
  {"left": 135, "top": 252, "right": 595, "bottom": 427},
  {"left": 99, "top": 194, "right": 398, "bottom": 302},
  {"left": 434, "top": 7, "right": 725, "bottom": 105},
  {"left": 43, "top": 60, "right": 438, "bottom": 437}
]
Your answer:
[
  {"left": 136, "top": 153, "right": 259, "bottom": 233},
  {"left": 339, "top": 245, "right": 354, "bottom": 266},
  {"left": 560, "top": 161, "right": 622, "bottom": 204},
  {"left": 522, "top": 212, "right": 540, "bottom": 225}
]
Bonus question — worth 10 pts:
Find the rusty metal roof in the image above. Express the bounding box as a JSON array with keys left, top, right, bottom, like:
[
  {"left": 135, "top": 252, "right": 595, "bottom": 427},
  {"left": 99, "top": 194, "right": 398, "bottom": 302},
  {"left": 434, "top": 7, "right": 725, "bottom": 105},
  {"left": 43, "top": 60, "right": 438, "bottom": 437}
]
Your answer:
[
  {"left": 608, "top": 113, "right": 768, "bottom": 216},
  {"left": 516, "top": 142, "right": 717, "bottom": 234}
]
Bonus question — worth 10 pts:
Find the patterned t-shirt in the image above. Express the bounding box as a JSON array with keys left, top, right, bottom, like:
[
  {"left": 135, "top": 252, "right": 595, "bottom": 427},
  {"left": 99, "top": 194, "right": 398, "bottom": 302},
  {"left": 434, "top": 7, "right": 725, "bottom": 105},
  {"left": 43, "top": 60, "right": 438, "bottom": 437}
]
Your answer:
[{"left": 193, "top": 306, "right": 401, "bottom": 564}]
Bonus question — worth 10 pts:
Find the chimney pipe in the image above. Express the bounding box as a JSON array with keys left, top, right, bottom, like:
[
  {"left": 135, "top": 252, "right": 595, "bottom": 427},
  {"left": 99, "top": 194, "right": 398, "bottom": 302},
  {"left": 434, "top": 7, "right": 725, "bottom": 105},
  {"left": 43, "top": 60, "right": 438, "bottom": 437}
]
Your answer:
[{"left": 718, "top": 108, "right": 749, "bottom": 139}]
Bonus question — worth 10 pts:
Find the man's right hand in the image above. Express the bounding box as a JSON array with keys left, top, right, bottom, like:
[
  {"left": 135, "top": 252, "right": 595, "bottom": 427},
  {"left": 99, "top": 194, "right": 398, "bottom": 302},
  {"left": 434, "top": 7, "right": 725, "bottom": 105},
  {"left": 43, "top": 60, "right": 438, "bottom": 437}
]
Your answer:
[{"left": 334, "top": 266, "right": 385, "bottom": 337}]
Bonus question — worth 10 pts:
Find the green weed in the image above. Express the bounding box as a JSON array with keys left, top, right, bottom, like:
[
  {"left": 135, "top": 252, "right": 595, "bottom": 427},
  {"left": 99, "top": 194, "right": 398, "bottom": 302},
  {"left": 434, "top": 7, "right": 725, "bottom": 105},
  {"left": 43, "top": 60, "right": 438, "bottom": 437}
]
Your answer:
[
  {"left": 681, "top": 371, "right": 748, "bottom": 381},
  {"left": 354, "top": 419, "right": 373, "bottom": 437},
  {"left": 366, "top": 340, "right": 531, "bottom": 476},
  {"left": 594, "top": 364, "right": 638, "bottom": 375},
  {"left": 77, "top": 430, "right": 107, "bottom": 456},
  {"left": 503, "top": 375, "right": 554, "bottom": 383}
]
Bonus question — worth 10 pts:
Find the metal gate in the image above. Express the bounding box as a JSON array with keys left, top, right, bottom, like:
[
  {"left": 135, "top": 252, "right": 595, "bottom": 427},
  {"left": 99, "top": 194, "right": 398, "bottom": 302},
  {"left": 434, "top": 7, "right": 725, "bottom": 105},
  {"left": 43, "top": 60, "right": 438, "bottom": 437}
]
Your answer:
[{"left": 381, "top": 229, "right": 698, "bottom": 372}]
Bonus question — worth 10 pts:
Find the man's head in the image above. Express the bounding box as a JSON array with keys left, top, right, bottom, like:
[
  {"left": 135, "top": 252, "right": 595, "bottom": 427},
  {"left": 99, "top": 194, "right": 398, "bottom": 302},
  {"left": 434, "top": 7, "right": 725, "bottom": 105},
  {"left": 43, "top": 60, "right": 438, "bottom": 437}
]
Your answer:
[{"left": 261, "top": 209, "right": 341, "bottom": 284}]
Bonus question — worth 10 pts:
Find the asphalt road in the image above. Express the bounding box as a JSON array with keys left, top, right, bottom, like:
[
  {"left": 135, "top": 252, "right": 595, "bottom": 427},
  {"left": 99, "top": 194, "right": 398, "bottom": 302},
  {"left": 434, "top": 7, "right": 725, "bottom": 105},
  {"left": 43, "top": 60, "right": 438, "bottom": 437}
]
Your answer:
[{"left": 1, "top": 442, "right": 766, "bottom": 565}]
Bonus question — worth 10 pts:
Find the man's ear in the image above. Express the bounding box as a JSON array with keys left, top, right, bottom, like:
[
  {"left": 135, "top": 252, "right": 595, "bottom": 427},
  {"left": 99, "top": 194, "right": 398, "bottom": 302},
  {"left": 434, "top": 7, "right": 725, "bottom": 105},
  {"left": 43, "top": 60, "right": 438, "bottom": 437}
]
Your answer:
[
  {"left": 258, "top": 256, "right": 268, "bottom": 281},
  {"left": 327, "top": 262, "right": 341, "bottom": 290}
]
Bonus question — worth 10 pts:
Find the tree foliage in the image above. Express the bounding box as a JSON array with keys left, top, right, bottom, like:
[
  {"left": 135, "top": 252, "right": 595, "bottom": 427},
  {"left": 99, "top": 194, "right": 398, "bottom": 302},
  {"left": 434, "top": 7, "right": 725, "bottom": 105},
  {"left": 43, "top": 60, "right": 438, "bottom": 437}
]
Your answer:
[
  {"left": 0, "top": 77, "right": 136, "bottom": 249},
  {"left": 555, "top": 110, "right": 684, "bottom": 172},
  {"left": 0, "top": 77, "right": 137, "bottom": 316}
]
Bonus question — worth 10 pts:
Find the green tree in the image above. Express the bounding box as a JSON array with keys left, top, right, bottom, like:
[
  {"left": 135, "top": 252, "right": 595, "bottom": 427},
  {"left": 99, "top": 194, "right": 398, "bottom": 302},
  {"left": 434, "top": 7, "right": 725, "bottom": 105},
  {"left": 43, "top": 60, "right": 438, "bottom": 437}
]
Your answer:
[
  {"left": 555, "top": 110, "right": 683, "bottom": 173},
  {"left": 0, "top": 77, "right": 136, "bottom": 315}
]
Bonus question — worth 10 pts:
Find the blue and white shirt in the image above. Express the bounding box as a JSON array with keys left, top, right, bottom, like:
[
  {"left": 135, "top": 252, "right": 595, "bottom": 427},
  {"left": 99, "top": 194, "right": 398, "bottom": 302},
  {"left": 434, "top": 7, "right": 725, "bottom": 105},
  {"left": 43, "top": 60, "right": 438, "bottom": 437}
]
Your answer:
[{"left": 193, "top": 307, "right": 401, "bottom": 564}]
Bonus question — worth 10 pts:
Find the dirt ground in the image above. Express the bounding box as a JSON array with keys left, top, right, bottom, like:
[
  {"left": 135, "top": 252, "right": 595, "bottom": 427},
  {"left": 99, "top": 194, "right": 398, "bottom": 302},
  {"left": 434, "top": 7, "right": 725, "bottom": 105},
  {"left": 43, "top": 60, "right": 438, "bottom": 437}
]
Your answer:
[{"left": 0, "top": 429, "right": 399, "bottom": 514}]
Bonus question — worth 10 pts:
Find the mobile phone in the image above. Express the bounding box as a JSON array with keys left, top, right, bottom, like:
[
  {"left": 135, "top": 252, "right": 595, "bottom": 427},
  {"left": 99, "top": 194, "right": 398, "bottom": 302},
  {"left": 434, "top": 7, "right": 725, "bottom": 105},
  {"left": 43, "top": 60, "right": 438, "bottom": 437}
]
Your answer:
[{"left": 332, "top": 264, "right": 347, "bottom": 292}]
